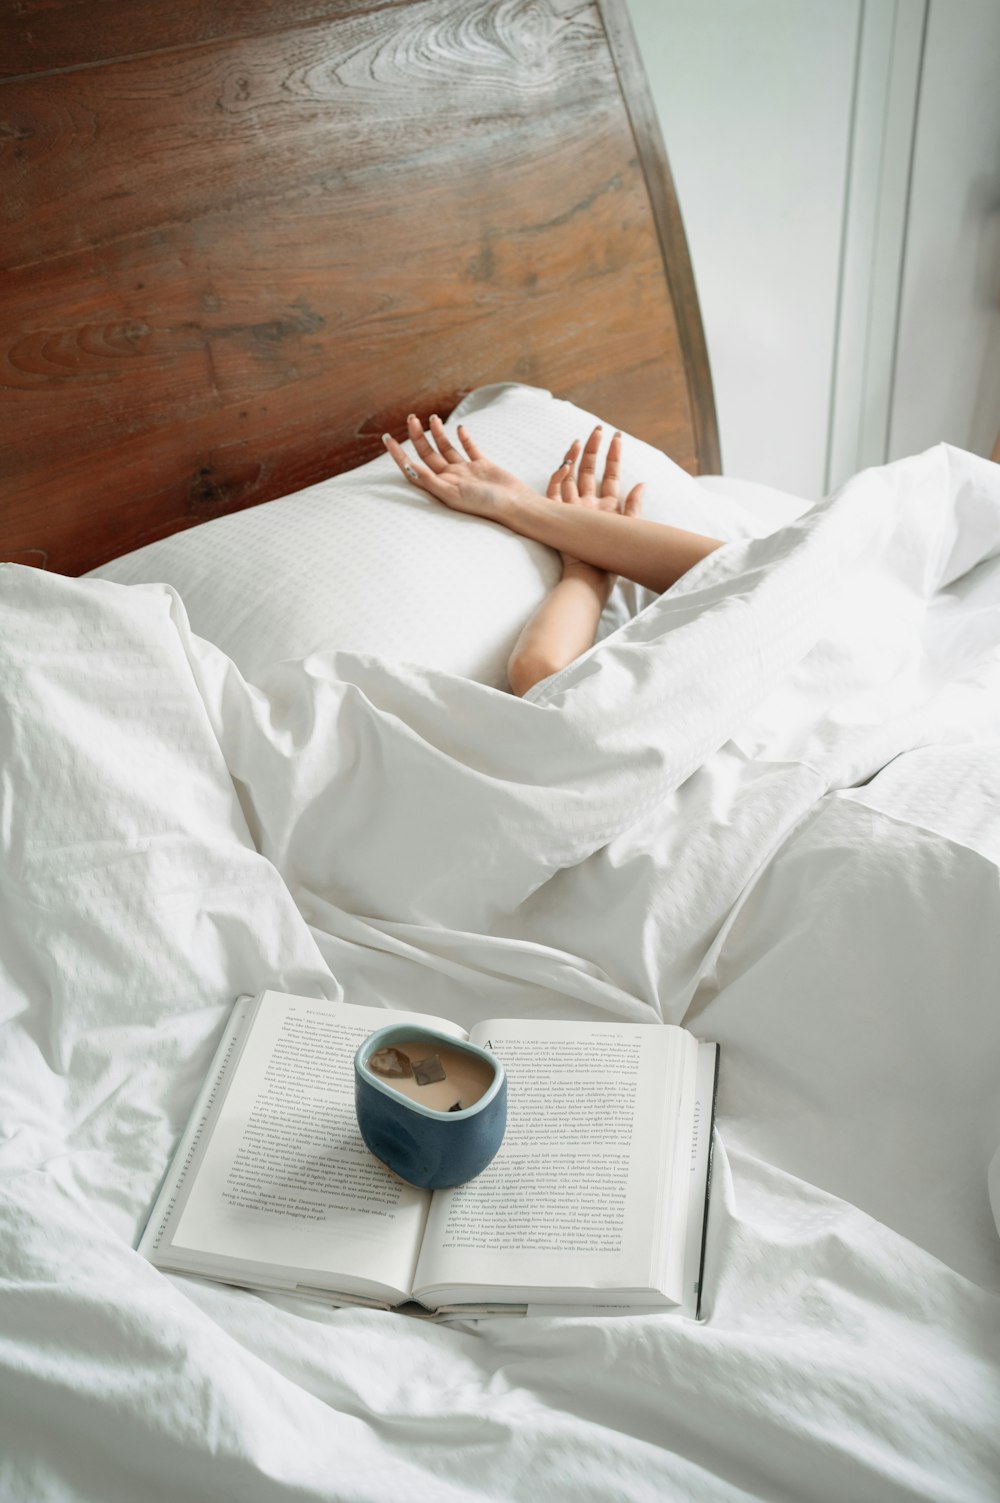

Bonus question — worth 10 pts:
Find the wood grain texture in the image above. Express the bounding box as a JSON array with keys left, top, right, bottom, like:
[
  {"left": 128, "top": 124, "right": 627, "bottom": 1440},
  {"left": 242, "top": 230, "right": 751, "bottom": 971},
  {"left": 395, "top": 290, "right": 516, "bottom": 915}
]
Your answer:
[
  {"left": 0, "top": 0, "right": 718, "bottom": 574},
  {"left": 0, "top": 0, "right": 412, "bottom": 80}
]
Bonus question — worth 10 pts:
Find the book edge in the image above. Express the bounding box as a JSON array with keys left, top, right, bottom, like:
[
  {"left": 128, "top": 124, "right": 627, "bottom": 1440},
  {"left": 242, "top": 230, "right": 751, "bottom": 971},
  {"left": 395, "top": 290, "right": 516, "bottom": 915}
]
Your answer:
[{"left": 692, "top": 1041, "right": 721, "bottom": 1321}]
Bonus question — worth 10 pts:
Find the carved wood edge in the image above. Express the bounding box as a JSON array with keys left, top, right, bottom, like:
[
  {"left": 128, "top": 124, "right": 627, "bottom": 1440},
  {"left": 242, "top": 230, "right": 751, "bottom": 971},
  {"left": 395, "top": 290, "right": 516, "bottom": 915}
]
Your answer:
[{"left": 597, "top": 0, "right": 721, "bottom": 475}]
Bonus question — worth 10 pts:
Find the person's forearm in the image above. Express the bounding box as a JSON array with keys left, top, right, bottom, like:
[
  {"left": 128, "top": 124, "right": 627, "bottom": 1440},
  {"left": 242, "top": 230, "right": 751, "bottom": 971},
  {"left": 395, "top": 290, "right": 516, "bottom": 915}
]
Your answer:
[
  {"left": 503, "top": 493, "right": 723, "bottom": 594},
  {"left": 507, "top": 564, "right": 612, "bottom": 696}
]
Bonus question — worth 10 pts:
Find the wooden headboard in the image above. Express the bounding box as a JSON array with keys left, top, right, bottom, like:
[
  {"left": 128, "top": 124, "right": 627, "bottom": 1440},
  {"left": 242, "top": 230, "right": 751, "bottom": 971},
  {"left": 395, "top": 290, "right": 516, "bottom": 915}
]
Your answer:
[{"left": 0, "top": 0, "right": 718, "bottom": 576}]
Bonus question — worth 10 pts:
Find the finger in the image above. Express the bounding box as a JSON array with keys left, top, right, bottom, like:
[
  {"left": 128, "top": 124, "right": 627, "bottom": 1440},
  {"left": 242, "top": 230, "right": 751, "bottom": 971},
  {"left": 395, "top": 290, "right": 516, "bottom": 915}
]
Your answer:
[
  {"left": 428, "top": 413, "right": 465, "bottom": 466},
  {"left": 406, "top": 413, "right": 448, "bottom": 474},
  {"left": 623, "top": 481, "right": 645, "bottom": 517},
  {"left": 600, "top": 431, "right": 623, "bottom": 502},
  {"left": 456, "top": 424, "right": 483, "bottom": 462},
  {"left": 383, "top": 432, "right": 444, "bottom": 495},
  {"left": 562, "top": 438, "right": 582, "bottom": 472},
  {"left": 546, "top": 462, "right": 570, "bottom": 500},
  {"left": 560, "top": 471, "right": 580, "bottom": 504},
  {"left": 577, "top": 425, "right": 602, "bottom": 497},
  {"left": 547, "top": 439, "right": 581, "bottom": 499}
]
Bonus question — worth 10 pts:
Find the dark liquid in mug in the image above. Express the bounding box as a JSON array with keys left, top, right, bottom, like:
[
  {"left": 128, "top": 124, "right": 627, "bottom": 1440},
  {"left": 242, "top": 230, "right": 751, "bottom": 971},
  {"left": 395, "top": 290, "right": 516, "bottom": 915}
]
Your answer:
[{"left": 366, "top": 1040, "right": 493, "bottom": 1112}]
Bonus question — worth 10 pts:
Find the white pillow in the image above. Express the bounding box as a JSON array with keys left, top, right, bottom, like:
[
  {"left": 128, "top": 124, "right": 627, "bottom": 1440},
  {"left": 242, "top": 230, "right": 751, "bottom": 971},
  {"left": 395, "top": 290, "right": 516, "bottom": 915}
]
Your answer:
[
  {"left": 694, "top": 473, "right": 812, "bottom": 530},
  {"left": 89, "top": 383, "right": 768, "bottom": 685}
]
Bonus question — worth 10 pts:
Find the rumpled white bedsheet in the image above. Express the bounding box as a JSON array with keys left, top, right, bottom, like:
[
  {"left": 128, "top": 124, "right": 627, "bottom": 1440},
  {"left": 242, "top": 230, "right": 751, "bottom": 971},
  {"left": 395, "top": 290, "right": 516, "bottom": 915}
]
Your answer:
[{"left": 2, "top": 443, "right": 1000, "bottom": 1502}]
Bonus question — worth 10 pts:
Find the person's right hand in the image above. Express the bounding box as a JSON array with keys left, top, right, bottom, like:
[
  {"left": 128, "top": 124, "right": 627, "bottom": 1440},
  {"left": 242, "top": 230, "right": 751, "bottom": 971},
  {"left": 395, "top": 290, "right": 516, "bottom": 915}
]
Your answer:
[{"left": 545, "top": 427, "right": 644, "bottom": 575}]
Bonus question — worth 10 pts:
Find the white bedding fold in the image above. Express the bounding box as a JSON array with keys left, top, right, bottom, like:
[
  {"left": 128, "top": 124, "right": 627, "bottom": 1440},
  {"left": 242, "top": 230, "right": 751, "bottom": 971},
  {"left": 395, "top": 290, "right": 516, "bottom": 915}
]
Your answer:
[
  {"left": 3, "top": 442, "right": 1000, "bottom": 1502},
  {"left": 174, "top": 444, "right": 1000, "bottom": 1016}
]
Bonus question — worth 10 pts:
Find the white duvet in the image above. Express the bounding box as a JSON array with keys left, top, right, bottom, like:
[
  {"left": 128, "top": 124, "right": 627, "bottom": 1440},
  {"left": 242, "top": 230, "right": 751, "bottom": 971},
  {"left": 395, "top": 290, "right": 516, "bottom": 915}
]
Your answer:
[{"left": 2, "top": 444, "right": 1000, "bottom": 1502}]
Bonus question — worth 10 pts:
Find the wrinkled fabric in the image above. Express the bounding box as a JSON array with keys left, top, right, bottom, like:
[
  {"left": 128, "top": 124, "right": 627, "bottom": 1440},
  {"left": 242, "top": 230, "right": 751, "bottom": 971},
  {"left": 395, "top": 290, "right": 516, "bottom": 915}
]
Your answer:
[{"left": 2, "top": 443, "right": 999, "bottom": 1502}]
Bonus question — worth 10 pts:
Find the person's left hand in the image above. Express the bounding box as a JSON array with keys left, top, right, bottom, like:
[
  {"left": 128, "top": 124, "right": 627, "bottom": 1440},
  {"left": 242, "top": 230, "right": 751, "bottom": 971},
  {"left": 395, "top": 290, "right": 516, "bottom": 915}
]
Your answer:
[{"left": 383, "top": 414, "right": 538, "bottom": 522}]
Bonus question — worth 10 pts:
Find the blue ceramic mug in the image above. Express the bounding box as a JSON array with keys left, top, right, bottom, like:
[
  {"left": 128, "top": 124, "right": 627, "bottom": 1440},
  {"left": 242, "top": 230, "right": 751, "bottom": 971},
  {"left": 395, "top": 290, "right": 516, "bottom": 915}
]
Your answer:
[{"left": 354, "top": 1025, "right": 507, "bottom": 1189}]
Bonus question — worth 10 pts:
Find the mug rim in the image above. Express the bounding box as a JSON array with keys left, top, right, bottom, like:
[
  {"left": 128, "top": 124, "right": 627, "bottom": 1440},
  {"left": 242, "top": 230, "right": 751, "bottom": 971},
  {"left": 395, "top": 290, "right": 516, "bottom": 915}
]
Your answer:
[{"left": 354, "top": 1024, "right": 506, "bottom": 1121}]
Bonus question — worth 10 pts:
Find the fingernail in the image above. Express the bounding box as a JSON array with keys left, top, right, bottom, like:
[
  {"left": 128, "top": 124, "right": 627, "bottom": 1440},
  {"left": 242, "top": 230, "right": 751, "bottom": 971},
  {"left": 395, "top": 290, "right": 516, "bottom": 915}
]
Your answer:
[{"left": 382, "top": 433, "right": 391, "bottom": 445}]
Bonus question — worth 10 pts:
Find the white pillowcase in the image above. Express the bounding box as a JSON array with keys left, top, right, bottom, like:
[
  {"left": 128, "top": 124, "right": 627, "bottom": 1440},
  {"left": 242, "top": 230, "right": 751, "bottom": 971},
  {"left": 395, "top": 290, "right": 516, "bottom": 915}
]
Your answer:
[{"left": 89, "top": 383, "right": 778, "bottom": 686}]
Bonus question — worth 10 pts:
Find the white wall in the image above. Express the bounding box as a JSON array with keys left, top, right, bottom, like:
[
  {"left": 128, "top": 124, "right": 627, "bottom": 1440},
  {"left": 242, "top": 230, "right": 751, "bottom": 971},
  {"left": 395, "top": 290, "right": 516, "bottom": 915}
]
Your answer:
[
  {"left": 889, "top": 0, "right": 1000, "bottom": 464},
  {"left": 627, "top": 0, "right": 1000, "bottom": 497},
  {"left": 626, "top": 0, "right": 859, "bottom": 496}
]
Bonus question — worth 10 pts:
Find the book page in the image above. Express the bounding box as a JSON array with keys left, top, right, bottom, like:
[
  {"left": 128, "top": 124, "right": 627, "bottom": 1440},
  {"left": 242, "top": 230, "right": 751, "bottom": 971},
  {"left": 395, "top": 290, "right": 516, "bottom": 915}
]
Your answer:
[
  {"left": 162, "top": 993, "right": 466, "bottom": 1300},
  {"left": 414, "top": 1019, "right": 692, "bottom": 1304}
]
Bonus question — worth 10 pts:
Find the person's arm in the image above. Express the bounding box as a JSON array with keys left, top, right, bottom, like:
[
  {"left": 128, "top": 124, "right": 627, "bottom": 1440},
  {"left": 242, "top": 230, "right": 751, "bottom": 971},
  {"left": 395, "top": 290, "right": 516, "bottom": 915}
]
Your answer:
[
  {"left": 505, "top": 428, "right": 640, "bottom": 697},
  {"left": 506, "top": 560, "right": 613, "bottom": 697},
  {"left": 383, "top": 415, "right": 723, "bottom": 595}
]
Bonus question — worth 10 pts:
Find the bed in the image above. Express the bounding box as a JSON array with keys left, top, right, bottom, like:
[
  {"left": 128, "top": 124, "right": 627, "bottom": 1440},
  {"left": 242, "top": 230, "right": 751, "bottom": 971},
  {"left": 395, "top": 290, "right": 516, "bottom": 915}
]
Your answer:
[{"left": 2, "top": 3, "right": 1000, "bottom": 1500}]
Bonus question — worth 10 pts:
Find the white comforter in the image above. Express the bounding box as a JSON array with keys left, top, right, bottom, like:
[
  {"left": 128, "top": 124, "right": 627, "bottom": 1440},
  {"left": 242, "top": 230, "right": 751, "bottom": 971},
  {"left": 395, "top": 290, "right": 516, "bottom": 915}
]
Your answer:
[{"left": 2, "top": 444, "right": 1000, "bottom": 1502}]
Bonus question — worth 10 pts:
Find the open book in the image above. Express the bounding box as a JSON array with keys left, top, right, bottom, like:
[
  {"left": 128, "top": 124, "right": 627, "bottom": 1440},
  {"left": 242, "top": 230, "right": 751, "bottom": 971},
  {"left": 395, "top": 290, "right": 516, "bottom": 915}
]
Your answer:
[{"left": 140, "top": 991, "right": 719, "bottom": 1318}]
